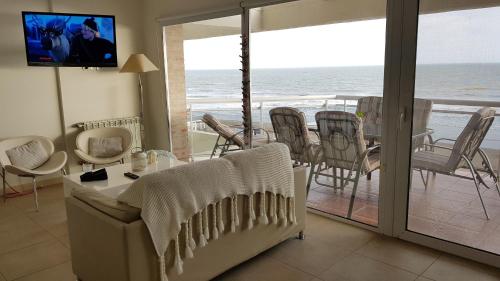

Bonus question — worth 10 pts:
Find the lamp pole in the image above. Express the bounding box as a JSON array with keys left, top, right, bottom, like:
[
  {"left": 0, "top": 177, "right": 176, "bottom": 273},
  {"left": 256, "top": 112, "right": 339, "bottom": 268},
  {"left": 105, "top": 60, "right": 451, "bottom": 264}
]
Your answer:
[
  {"left": 120, "top": 54, "right": 158, "bottom": 152},
  {"left": 138, "top": 73, "right": 146, "bottom": 151}
]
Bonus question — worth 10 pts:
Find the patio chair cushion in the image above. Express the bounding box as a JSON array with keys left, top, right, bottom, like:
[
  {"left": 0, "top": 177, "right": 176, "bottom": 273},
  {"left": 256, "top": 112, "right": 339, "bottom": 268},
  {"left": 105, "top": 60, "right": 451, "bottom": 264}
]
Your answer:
[
  {"left": 356, "top": 96, "right": 383, "bottom": 126},
  {"left": 316, "top": 111, "right": 374, "bottom": 173},
  {"left": 448, "top": 107, "right": 496, "bottom": 170},
  {"left": 202, "top": 114, "right": 244, "bottom": 147},
  {"left": 412, "top": 150, "right": 453, "bottom": 173},
  {"left": 270, "top": 107, "right": 314, "bottom": 163},
  {"left": 367, "top": 152, "right": 381, "bottom": 173}
]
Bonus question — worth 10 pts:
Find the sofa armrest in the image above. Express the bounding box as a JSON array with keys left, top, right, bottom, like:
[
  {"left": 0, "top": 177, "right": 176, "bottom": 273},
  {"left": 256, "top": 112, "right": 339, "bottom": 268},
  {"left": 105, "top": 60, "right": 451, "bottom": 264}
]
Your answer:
[
  {"left": 71, "top": 187, "right": 141, "bottom": 223},
  {"left": 66, "top": 197, "right": 132, "bottom": 281}
]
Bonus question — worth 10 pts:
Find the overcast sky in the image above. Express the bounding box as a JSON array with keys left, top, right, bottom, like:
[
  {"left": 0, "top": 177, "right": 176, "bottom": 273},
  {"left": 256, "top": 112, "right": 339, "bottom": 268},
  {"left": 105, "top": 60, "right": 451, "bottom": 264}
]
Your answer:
[{"left": 184, "top": 7, "right": 500, "bottom": 70}]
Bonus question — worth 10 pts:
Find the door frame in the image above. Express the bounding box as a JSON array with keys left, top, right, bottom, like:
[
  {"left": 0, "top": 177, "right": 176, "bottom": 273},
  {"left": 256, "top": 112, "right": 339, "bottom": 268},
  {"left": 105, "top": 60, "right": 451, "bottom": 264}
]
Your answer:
[{"left": 390, "top": 0, "right": 500, "bottom": 268}]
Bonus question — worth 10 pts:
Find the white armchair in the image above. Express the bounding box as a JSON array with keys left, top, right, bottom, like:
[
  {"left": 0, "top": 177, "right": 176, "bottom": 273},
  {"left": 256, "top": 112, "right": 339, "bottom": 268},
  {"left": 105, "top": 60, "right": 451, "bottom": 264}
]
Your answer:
[
  {"left": 74, "top": 127, "right": 133, "bottom": 165},
  {"left": 0, "top": 136, "right": 67, "bottom": 210}
]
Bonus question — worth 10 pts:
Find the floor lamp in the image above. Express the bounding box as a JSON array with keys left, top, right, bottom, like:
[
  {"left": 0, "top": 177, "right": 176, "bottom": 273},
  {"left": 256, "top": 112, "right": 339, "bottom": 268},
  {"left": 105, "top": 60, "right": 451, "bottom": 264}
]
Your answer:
[{"left": 120, "top": 54, "right": 159, "bottom": 151}]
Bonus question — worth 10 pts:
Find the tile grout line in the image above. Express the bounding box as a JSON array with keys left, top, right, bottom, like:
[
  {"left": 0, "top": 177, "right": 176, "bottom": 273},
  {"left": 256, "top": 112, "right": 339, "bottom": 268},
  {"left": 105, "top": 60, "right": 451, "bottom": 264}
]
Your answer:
[
  {"left": 10, "top": 260, "right": 72, "bottom": 281},
  {"left": 354, "top": 250, "right": 426, "bottom": 277},
  {"left": 416, "top": 253, "right": 442, "bottom": 281},
  {"left": 0, "top": 188, "right": 71, "bottom": 280},
  {"left": 0, "top": 214, "right": 59, "bottom": 257},
  {"left": 267, "top": 253, "right": 325, "bottom": 280},
  {"left": 23, "top": 203, "right": 72, "bottom": 252},
  {"left": 313, "top": 233, "right": 380, "bottom": 279}
]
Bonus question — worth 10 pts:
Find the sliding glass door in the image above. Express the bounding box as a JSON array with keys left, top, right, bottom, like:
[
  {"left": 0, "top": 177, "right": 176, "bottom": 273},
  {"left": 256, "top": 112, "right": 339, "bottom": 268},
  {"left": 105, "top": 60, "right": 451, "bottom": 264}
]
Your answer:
[
  {"left": 248, "top": 0, "right": 387, "bottom": 227},
  {"left": 393, "top": 0, "right": 500, "bottom": 266},
  {"left": 160, "top": 0, "right": 500, "bottom": 267}
]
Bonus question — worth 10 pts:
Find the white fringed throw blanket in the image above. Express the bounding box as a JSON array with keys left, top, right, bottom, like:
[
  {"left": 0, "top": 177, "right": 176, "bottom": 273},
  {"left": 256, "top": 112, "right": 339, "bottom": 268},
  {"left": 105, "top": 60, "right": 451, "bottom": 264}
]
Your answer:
[{"left": 117, "top": 143, "right": 296, "bottom": 281}]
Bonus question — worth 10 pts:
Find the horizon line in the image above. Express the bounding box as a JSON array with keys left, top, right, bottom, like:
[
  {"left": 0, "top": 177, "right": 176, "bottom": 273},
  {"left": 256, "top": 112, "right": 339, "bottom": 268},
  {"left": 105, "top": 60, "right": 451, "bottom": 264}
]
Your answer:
[{"left": 185, "top": 62, "right": 500, "bottom": 71}]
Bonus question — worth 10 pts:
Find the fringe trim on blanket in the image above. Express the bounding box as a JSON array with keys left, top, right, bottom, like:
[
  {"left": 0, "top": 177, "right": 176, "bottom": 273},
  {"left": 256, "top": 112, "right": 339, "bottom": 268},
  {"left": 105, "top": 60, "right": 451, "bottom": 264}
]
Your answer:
[
  {"left": 258, "top": 192, "right": 269, "bottom": 225},
  {"left": 203, "top": 208, "right": 210, "bottom": 240},
  {"left": 211, "top": 204, "right": 219, "bottom": 240},
  {"left": 160, "top": 193, "right": 296, "bottom": 281},
  {"left": 159, "top": 256, "right": 167, "bottom": 281},
  {"left": 188, "top": 218, "right": 196, "bottom": 250},
  {"left": 197, "top": 212, "right": 207, "bottom": 247},
  {"left": 217, "top": 201, "right": 224, "bottom": 233}
]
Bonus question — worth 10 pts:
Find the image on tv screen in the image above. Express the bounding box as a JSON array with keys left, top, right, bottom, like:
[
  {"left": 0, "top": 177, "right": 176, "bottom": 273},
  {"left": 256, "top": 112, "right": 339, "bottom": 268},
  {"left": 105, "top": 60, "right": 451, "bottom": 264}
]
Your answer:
[{"left": 22, "top": 12, "right": 117, "bottom": 67}]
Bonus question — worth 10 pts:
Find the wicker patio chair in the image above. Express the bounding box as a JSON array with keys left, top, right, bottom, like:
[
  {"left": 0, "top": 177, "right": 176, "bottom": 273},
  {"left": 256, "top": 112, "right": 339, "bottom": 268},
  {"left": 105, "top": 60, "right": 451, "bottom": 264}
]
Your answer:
[
  {"left": 202, "top": 114, "right": 270, "bottom": 158},
  {"left": 306, "top": 111, "right": 381, "bottom": 218},
  {"left": 269, "top": 107, "right": 318, "bottom": 165},
  {"left": 413, "top": 107, "right": 500, "bottom": 219}
]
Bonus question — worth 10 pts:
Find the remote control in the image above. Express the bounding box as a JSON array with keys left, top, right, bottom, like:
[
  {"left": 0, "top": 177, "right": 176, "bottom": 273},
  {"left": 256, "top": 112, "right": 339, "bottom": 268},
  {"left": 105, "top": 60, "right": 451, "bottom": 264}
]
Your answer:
[{"left": 124, "top": 172, "right": 139, "bottom": 180}]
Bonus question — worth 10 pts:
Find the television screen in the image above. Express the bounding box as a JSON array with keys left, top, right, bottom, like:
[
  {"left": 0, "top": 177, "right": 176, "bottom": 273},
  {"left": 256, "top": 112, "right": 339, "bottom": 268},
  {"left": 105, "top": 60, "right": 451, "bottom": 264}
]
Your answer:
[{"left": 22, "top": 11, "right": 117, "bottom": 67}]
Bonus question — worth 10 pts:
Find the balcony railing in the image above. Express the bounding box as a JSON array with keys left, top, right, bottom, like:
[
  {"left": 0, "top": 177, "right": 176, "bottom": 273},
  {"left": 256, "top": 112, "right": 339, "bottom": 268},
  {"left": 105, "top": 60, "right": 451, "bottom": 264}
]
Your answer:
[
  {"left": 187, "top": 94, "right": 500, "bottom": 128},
  {"left": 186, "top": 95, "right": 500, "bottom": 173}
]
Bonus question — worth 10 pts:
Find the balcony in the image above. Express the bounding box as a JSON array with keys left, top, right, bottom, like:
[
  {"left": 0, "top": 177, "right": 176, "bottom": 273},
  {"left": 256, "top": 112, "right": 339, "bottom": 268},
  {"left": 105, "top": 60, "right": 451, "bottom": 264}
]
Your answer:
[{"left": 186, "top": 95, "right": 500, "bottom": 255}]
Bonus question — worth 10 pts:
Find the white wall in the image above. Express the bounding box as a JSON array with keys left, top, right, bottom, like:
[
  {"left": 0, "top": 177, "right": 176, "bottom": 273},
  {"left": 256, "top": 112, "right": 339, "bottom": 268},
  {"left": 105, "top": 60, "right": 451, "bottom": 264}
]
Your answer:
[{"left": 0, "top": 0, "right": 144, "bottom": 190}]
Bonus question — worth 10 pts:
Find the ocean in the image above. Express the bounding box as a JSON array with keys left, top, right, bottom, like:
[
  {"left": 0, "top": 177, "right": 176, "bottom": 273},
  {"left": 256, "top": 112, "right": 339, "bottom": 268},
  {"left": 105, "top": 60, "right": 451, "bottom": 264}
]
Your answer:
[{"left": 186, "top": 64, "right": 500, "bottom": 148}]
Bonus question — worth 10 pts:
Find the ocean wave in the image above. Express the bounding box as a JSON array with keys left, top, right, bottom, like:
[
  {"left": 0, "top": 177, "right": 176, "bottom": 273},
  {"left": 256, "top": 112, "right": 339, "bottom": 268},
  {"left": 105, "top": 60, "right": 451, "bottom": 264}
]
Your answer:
[{"left": 459, "top": 87, "right": 489, "bottom": 91}]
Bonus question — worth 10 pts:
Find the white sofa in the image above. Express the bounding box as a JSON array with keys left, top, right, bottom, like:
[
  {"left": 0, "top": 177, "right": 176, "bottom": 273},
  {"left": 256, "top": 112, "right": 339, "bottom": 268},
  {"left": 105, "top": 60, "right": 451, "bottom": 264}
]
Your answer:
[{"left": 66, "top": 165, "right": 306, "bottom": 281}]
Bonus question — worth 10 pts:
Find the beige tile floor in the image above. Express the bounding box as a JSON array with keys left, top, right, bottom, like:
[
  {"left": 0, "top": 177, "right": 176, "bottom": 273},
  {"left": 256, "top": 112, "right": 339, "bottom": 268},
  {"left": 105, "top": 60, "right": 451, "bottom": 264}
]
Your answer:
[
  {"left": 307, "top": 169, "right": 500, "bottom": 256},
  {"left": 1, "top": 183, "right": 500, "bottom": 281}
]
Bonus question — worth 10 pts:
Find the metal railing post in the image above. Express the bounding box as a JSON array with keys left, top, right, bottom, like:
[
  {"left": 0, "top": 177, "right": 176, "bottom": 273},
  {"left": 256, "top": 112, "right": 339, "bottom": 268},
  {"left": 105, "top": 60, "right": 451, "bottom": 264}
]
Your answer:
[
  {"left": 343, "top": 99, "right": 347, "bottom": 112},
  {"left": 260, "top": 101, "right": 264, "bottom": 129},
  {"left": 188, "top": 105, "right": 193, "bottom": 131}
]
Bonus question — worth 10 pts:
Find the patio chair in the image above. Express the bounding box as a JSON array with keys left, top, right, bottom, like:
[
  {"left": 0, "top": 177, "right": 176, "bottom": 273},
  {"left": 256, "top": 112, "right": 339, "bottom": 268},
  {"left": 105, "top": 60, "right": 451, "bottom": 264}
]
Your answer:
[
  {"left": 202, "top": 114, "right": 270, "bottom": 158},
  {"left": 306, "top": 111, "right": 381, "bottom": 218},
  {"left": 356, "top": 96, "right": 433, "bottom": 148},
  {"left": 413, "top": 107, "right": 500, "bottom": 219},
  {"left": 412, "top": 99, "right": 434, "bottom": 149},
  {"left": 269, "top": 107, "right": 318, "bottom": 165},
  {"left": 356, "top": 96, "right": 383, "bottom": 132}
]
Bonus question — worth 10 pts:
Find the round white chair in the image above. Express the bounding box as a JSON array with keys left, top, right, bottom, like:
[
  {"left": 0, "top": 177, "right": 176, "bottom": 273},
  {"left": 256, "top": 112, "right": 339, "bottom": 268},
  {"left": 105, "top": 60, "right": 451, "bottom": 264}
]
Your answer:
[
  {"left": 74, "top": 127, "right": 133, "bottom": 165},
  {"left": 0, "top": 136, "right": 67, "bottom": 210}
]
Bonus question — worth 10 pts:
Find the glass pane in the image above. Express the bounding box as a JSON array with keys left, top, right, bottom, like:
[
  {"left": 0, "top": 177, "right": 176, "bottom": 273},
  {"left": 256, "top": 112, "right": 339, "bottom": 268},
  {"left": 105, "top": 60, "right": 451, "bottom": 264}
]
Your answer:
[
  {"left": 408, "top": 2, "right": 500, "bottom": 255},
  {"left": 250, "top": 0, "right": 387, "bottom": 226},
  {"left": 180, "top": 16, "right": 242, "bottom": 161}
]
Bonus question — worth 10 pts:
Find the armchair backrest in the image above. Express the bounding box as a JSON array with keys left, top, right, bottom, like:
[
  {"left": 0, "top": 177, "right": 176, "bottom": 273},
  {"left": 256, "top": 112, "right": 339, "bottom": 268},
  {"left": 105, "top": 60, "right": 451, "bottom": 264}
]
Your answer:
[
  {"left": 448, "top": 107, "right": 496, "bottom": 170},
  {"left": 412, "top": 98, "right": 433, "bottom": 148},
  {"left": 75, "top": 127, "right": 133, "bottom": 154},
  {"left": 269, "top": 107, "right": 311, "bottom": 163},
  {"left": 356, "top": 96, "right": 383, "bottom": 127},
  {"left": 202, "top": 114, "right": 244, "bottom": 147},
  {"left": 315, "top": 111, "right": 370, "bottom": 172},
  {"left": 0, "top": 136, "right": 54, "bottom": 167}
]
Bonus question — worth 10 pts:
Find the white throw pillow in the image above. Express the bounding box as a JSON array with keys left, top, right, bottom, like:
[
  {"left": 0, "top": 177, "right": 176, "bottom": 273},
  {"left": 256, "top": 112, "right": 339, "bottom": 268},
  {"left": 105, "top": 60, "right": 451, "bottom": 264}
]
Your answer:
[
  {"left": 6, "top": 140, "right": 50, "bottom": 169},
  {"left": 89, "top": 137, "right": 123, "bottom": 158}
]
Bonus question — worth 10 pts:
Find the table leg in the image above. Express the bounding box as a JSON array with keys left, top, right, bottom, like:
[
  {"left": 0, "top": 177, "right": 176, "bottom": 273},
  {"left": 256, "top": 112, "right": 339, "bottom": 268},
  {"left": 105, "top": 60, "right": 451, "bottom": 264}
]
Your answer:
[{"left": 367, "top": 138, "right": 374, "bottom": 180}]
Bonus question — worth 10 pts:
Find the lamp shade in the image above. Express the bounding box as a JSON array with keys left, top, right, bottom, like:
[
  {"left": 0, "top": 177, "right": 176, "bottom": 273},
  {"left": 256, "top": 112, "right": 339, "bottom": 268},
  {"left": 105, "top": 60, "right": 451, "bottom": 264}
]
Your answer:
[{"left": 120, "top": 53, "right": 159, "bottom": 73}]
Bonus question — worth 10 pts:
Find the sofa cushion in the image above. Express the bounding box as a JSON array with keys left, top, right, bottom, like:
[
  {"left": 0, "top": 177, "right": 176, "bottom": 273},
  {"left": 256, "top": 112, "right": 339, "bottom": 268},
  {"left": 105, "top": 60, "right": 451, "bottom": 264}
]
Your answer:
[
  {"left": 89, "top": 137, "right": 123, "bottom": 158},
  {"left": 6, "top": 140, "right": 50, "bottom": 169},
  {"left": 72, "top": 187, "right": 140, "bottom": 223}
]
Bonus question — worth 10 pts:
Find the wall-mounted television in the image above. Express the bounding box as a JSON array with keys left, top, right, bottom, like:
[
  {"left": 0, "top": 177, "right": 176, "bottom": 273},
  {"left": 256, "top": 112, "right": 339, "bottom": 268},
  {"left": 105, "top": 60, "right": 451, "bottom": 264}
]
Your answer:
[{"left": 22, "top": 11, "right": 117, "bottom": 67}]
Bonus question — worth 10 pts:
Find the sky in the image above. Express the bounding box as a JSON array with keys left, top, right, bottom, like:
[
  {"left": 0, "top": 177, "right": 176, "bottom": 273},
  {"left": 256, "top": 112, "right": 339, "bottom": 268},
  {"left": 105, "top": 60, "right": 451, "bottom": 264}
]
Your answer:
[{"left": 183, "top": 7, "right": 500, "bottom": 70}]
